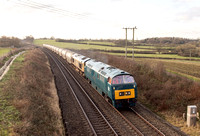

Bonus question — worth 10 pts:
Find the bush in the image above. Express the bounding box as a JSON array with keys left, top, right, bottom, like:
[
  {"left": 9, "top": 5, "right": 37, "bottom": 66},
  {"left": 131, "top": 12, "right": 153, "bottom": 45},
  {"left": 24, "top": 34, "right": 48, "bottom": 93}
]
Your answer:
[
  {"left": 0, "top": 36, "right": 22, "bottom": 48},
  {"left": 176, "top": 44, "right": 200, "bottom": 57}
]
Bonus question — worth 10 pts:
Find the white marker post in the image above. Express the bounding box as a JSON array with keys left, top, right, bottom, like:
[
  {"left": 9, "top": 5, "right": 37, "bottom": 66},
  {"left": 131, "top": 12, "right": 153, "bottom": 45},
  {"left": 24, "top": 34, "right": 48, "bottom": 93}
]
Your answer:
[{"left": 187, "top": 105, "right": 197, "bottom": 127}]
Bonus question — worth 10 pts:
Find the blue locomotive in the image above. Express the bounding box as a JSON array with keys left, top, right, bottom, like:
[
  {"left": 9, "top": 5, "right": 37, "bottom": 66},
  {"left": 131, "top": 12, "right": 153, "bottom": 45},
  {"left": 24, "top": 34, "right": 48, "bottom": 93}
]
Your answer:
[
  {"left": 43, "top": 44, "right": 137, "bottom": 108},
  {"left": 84, "top": 59, "right": 137, "bottom": 108}
]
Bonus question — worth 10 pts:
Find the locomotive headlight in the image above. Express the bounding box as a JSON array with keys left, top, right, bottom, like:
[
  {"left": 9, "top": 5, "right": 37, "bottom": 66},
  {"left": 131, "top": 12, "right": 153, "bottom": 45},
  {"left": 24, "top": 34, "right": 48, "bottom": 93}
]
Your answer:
[
  {"left": 134, "top": 85, "right": 135, "bottom": 88},
  {"left": 119, "top": 92, "right": 124, "bottom": 96},
  {"left": 126, "top": 91, "right": 131, "bottom": 95}
]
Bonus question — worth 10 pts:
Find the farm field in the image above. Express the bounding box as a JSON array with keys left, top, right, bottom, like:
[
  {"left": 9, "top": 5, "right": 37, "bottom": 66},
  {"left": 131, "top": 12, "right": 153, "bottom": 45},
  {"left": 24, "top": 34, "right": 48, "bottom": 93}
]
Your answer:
[
  {"left": 134, "top": 45, "right": 175, "bottom": 50},
  {"left": 35, "top": 39, "right": 199, "bottom": 59},
  {"left": 104, "top": 52, "right": 200, "bottom": 60},
  {"left": 135, "top": 58, "right": 200, "bottom": 82},
  {"left": 34, "top": 39, "right": 154, "bottom": 52},
  {"left": 79, "top": 41, "right": 116, "bottom": 46},
  {"left": 0, "top": 48, "right": 11, "bottom": 57}
]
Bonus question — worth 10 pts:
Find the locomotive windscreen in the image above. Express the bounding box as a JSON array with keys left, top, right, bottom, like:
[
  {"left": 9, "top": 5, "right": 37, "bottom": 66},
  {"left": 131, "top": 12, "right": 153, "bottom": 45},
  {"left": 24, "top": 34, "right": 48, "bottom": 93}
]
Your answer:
[{"left": 112, "top": 75, "right": 134, "bottom": 84}]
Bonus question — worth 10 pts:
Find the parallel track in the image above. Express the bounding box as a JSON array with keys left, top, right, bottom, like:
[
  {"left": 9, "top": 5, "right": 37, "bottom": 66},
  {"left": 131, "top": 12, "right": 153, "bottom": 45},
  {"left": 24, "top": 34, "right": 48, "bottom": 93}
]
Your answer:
[{"left": 120, "top": 107, "right": 165, "bottom": 136}]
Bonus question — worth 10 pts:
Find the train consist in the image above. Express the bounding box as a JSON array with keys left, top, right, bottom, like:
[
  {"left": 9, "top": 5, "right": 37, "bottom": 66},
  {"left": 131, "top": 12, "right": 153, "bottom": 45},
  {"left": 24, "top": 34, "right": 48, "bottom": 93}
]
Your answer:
[{"left": 43, "top": 44, "right": 137, "bottom": 108}]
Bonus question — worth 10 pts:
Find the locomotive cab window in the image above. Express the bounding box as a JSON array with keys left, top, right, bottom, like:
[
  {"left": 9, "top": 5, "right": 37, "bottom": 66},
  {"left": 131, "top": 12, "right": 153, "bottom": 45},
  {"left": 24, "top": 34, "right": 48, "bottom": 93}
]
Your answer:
[{"left": 112, "top": 75, "right": 134, "bottom": 84}]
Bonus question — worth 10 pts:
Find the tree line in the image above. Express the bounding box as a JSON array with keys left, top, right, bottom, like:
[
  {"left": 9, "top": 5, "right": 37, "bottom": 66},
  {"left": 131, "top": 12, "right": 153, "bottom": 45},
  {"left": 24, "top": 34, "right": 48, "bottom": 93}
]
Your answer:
[
  {"left": 0, "top": 36, "right": 21, "bottom": 48},
  {"left": 0, "top": 36, "right": 34, "bottom": 48},
  {"left": 138, "top": 37, "right": 199, "bottom": 45}
]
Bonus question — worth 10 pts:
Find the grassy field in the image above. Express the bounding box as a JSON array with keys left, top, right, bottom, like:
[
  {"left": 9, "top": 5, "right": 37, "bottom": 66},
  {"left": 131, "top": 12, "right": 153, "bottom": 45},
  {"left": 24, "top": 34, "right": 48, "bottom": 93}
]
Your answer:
[
  {"left": 104, "top": 52, "right": 200, "bottom": 60},
  {"left": 79, "top": 41, "right": 116, "bottom": 46},
  {"left": 34, "top": 40, "right": 154, "bottom": 52},
  {"left": 134, "top": 58, "right": 200, "bottom": 82},
  {"left": 0, "top": 48, "right": 11, "bottom": 57},
  {"left": 135, "top": 45, "right": 175, "bottom": 50},
  {"left": 35, "top": 39, "right": 199, "bottom": 59}
]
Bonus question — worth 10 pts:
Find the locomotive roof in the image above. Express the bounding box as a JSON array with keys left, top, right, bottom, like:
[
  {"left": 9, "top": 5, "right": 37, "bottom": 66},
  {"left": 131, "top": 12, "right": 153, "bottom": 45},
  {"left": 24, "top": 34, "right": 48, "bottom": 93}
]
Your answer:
[
  {"left": 86, "top": 59, "right": 130, "bottom": 79},
  {"left": 72, "top": 53, "right": 91, "bottom": 63}
]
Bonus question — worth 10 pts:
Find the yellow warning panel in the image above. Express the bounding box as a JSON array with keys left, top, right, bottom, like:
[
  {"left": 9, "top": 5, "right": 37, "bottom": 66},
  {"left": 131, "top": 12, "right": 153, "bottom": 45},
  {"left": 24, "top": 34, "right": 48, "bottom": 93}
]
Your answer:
[{"left": 115, "top": 89, "right": 135, "bottom": 100}]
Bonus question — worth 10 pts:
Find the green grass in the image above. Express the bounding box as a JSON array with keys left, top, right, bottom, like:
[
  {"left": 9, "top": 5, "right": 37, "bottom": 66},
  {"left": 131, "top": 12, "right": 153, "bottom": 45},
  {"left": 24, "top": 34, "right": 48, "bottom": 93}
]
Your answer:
[
  {"left": 79, "top": 41, "right": 116, "bottom": 46},
  {"left": 1, "top": 53, "right": 25, "bottom": 82},
  {"left": 167, "top": 69, "right": 200, "bottom": 82},
  {"left": 0, "top": 48, "right": 11, "bottom": 57},
  {"left": 0, "top": 53, "right": 24, "bottom": 135},
  {"left": 135, "top": 45, "right": 175, "bottom": 50},
  {"left": 34, "top": 39, "right": 153, "bottom": 52},
  {"left": 104, "top": 52, "right": 200, "bottom": 60}
]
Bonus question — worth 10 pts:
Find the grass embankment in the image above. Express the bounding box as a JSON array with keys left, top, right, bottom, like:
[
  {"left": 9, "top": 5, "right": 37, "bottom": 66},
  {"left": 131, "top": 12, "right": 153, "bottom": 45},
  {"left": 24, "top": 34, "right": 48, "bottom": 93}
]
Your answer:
[
  {"left": 0, "top": 54, "right": 22, "bottom": 135},
  {"left": 0, "top": 48, "right": 11, "bottom": 57},
  {"left": 77, "top": 50, "right": 200, "bottom": 136},
  {"left": 0, "top": 49, "right": 64, "bottom": 135}
]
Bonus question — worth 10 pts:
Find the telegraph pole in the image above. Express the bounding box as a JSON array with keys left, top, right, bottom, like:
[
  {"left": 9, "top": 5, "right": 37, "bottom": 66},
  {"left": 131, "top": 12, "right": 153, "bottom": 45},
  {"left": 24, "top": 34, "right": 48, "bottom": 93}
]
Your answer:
[
  {"left": 123, "top": 28, "right": 128, "bottom": 58},
  {"left": 123, "top": 27, "right": 137, "bottom": 59},
  {"left": 132, "top": 26, "right": 137, "bottom": 59}
]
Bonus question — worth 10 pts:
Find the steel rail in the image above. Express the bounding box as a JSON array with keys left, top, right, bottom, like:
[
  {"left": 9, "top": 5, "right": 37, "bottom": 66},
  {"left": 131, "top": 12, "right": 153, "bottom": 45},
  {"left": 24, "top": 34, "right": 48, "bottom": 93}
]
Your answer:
[{"left": 130, "top": 107, "right": 165, "bottom": 136}]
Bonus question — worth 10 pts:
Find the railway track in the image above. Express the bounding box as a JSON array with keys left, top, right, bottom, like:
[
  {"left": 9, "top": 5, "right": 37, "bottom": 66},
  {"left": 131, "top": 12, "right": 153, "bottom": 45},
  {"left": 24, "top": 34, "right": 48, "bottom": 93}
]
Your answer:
[
  {"left": 120, "top": 108, "right": 165, "bottom": 136},
  {"left": 134, "top": 103, "right": 187, "bottom": 136},
  {"left": 45, "top": 49, "right": 120, "bottom": 135},
  {"left": 43, "top": 48, "right": 185, "bottom": 136},
  {"left": 44, "top": 49, "right": 145, "bottom": 135}
]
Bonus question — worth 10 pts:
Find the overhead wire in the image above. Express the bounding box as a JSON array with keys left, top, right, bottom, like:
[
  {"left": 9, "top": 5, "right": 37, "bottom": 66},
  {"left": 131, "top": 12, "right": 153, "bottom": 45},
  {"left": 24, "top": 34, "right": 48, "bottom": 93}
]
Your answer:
[
  {"left": 5, "top": 0, "right": 125, "bottom": 39},
  {"left": 9, "top": 0, "right": 88, "bottom": 19}
]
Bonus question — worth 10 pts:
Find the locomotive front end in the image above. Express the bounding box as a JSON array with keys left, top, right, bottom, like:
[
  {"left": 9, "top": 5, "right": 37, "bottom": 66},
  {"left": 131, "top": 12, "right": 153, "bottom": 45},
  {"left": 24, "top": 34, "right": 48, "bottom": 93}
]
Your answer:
[{"left": 111, "top": 74, "right": 137, "bottom": 108}]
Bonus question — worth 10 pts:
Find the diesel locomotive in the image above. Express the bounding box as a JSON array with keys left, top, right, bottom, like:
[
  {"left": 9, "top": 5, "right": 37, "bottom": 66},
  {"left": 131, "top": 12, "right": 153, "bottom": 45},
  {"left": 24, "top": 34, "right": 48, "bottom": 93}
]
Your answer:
[{"left": 43, "top": 44, "right": 137, "bottom": 108}]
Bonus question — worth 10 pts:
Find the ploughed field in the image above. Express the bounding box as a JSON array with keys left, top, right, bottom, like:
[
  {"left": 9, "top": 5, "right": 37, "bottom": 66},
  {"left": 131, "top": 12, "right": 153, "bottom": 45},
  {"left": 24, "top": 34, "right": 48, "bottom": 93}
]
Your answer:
[{"left": 43, "top": 47, "right": 187, "bottom": 136}]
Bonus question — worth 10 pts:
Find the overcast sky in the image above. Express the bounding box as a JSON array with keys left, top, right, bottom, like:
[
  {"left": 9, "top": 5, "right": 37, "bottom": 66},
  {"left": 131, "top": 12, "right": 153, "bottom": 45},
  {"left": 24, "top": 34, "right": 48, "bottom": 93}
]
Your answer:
[{"left": 0, "top": 0, "right": 200, "bottom": 40}]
